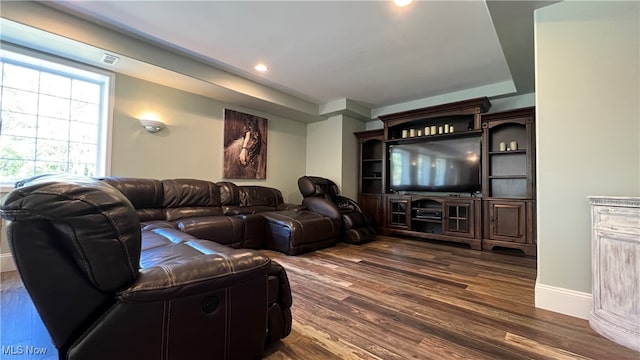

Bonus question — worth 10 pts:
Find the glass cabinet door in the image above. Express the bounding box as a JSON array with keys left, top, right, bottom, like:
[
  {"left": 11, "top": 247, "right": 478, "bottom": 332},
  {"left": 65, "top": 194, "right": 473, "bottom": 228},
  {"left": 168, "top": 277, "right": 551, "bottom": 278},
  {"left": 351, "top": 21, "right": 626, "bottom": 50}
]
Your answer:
[
  {"left": 387, "top": 198, "right": 410, "bottom": 229},
  {"left": 443, "top": 201, "right": 475, "bottom": 238}
]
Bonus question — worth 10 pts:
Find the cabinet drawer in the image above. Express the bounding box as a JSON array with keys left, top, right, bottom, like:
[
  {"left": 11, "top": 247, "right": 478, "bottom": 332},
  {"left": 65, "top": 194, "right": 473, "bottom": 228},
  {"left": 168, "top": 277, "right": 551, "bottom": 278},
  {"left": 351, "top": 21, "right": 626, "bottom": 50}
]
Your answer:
[{"left": 593, "top": 207, "right": 640, "bottom": 236}]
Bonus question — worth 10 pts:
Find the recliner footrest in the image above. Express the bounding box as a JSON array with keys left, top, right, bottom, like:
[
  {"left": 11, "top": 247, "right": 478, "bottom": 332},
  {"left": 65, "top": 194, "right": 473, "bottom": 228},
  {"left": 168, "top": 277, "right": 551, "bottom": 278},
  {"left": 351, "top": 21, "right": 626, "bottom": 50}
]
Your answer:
[{"left": 262, "top": 210, "right": 339, "bottom": 255}]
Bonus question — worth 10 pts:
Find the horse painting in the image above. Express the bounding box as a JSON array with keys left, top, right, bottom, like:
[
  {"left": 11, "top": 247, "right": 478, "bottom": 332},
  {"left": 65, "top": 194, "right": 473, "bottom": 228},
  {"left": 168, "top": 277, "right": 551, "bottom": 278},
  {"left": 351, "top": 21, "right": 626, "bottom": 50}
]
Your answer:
[{"left": 223, "top": 109, "right": 267, "bottom": 179}]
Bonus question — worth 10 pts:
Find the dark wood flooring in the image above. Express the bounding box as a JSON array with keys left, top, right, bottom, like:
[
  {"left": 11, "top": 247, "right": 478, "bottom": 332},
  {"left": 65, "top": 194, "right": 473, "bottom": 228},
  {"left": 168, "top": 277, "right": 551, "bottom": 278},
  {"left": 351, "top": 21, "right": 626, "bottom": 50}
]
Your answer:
[{"left": 1, "top": 236, "right": 638, "bottom": 359}]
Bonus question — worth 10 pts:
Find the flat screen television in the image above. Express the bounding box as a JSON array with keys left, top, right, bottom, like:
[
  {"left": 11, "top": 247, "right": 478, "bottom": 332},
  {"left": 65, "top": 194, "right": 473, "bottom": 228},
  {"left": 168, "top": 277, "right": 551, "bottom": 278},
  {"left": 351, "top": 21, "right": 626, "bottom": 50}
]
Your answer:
[{"left": 388, "top": 136, "right": 481, "bottom": 193}]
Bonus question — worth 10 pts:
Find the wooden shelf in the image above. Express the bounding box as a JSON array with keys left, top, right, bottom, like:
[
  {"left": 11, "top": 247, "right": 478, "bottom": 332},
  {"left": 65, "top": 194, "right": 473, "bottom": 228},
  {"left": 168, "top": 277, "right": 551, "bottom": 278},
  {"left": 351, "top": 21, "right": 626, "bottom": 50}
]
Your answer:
[
  {"left": 481, "top": 107, "right": 536, "bottom": 255},
  {"left": 385, "top": 129, "right": 483, "bottom": 144},
  {"left": 412, "top": 217, "right": 442, "bottom": 223},
  {"left": 488, "top": 149, "right": 527, "bottom": 155},
  {"left": 360, "top": 100, "right": 536, "bottom": 256},
  {"left": 356, "top": 129, "right": 385, "bottom": 227}
]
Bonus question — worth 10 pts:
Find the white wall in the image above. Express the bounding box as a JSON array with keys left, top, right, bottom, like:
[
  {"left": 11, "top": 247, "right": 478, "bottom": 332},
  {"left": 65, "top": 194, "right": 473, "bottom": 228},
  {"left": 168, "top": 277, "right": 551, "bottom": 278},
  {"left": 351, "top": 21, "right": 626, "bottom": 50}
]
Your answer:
[{"left": 534, "top": 1, "right": 640, "bottom": 317}]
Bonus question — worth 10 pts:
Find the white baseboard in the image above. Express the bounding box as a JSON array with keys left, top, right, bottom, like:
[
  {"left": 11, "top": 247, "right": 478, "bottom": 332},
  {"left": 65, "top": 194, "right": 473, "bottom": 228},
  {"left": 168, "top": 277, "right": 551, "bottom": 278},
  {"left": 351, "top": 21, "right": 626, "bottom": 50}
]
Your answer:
[
  {"left": 1, "top": 253, "right": 16, "bottom": 273},
  {"left": 535, "top": 282, "right": 592, "bottom": 320}
]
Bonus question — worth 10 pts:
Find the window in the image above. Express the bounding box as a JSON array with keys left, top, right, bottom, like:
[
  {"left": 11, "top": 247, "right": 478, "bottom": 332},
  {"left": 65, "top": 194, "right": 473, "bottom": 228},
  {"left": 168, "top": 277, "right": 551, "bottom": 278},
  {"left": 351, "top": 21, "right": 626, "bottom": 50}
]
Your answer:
[{"left": 0, "top": 46, "right": 112, "bottom": 189}]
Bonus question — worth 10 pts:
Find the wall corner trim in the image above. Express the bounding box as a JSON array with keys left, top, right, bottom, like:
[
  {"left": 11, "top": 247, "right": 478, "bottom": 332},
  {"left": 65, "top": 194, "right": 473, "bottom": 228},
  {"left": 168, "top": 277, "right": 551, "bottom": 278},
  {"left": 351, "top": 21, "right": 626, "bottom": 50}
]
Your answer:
[
  {"left": 535, "top": 282, "right": 592, "bottom": 320},
  {"left": 1, "top": 253, "right": 16, "bottom": 273}
]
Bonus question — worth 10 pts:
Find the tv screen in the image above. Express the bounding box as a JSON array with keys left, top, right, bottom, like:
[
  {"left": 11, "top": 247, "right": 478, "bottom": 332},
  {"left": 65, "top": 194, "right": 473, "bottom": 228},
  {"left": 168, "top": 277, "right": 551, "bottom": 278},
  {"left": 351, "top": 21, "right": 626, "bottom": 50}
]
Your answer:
[{"left": 389, "top": 136, "right": 481, "bottom": 192}]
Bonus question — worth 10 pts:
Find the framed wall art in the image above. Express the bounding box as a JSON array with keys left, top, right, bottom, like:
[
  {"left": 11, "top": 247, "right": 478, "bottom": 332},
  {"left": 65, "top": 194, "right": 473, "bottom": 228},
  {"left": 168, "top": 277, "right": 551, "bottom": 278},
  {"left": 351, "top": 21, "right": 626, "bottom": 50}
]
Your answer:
[{"left": 223, "top": 109, "right": 267, "bottom": 179}]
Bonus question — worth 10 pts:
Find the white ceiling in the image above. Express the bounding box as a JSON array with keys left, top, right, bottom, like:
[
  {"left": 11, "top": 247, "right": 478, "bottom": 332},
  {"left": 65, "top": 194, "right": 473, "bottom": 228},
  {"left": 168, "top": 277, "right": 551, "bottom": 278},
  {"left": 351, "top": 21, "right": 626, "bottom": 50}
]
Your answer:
[{"left": 39, "top": 0, "right": 555, "bottom": 116}]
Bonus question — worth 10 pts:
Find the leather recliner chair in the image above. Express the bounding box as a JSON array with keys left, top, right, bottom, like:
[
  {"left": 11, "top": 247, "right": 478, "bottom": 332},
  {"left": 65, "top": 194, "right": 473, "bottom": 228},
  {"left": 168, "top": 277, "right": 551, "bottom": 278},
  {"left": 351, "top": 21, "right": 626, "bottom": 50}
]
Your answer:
[
  {"left": 0, "top": 175, "right": 291, "bottom": 360},
  {"left": 297, "top": 176, "right": 376, "bottom": 244}
]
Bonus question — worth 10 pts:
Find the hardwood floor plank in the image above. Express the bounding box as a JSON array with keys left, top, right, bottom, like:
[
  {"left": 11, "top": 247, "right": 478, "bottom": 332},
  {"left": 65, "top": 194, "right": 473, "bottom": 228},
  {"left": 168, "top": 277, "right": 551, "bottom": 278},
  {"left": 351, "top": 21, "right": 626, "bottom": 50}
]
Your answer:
[
  {"left": 359, "top": 260, "right": 468, "bottom": 288},
  {"left": 286, "top": 320, "right": 385, "bottom": 360},
  {"left": 341, "top": 295, "right": 530, "bottom": 359},
  {"left": 417, "top": 333, "right": 497, "bottom": 360},
  {"left": 290, "top": 282, "right": 419, "bottom": 359},
  {"left": 504, "top": 332, "right": 592, "bottom": 360}
]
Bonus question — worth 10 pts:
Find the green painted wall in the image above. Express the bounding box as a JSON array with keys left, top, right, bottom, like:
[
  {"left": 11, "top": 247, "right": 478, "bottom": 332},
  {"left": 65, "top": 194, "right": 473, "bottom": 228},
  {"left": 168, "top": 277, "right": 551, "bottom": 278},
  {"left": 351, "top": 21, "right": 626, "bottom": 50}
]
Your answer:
[
  {"left": 111, "top": 74, "right": 308, "bottom": 202},
  {"left": 535, "top": 1, "right": 640, "bottom": 293},
  {"left": 305, "top": 114, "right": 365, "bottom": 199}
]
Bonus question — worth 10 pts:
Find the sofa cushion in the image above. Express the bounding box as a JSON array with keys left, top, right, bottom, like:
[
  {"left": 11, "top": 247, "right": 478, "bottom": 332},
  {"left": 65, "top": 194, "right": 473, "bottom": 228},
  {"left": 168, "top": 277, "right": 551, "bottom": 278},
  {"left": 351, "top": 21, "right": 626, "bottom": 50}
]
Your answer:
[
  {"left": 100, "top": 177, "right": 165, "bottom": 222},
  {"left": 217, "top": 181, "right": 240, "bottom": 206},
  {"left": 138, "top": 227, "right": 268, "bottom": 271},
  {"left": 240, "top": 186, "right": 284, "bottom": 210},
  {"left": 140, "top": 227, "right": 185, "bottom": 252},
  {"left": 162, "top": 179, "right": 223, "bottom": 221},
  {"left": 175, "top": 216, "right": 244, "bottom": 248}
]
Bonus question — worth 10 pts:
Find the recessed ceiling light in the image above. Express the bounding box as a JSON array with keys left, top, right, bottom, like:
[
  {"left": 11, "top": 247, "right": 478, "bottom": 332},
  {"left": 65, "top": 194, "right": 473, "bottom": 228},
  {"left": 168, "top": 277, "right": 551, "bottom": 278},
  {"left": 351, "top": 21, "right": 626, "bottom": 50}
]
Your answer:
[
  {"left": 254, "top": 63, "right": 268, "bottom": 72},
  {"left": 394, "top": 0, "right": 413, "bottom": 7}
]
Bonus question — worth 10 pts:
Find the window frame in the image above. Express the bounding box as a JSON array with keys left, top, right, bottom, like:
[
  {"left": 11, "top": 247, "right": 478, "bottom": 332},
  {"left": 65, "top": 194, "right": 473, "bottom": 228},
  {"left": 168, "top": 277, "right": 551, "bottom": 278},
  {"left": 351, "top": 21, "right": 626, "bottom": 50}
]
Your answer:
[{"left": 0, "top": 43, "right": 114, "bottom": 192}]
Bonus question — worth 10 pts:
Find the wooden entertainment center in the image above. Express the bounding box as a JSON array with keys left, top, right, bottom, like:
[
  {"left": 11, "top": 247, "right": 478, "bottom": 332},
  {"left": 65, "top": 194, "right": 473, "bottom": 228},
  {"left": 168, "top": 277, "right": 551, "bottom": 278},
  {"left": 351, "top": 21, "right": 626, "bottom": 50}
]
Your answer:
[{"left": 355, "top": 97, "right": 537, "bottom": 256}]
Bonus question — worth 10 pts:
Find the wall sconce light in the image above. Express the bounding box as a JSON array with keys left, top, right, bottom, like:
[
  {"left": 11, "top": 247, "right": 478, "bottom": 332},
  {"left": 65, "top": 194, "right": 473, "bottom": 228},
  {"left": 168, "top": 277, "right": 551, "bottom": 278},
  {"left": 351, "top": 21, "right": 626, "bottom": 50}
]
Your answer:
[
  {"left": 394, "top": 0, "right": 413, "bottom": 7},
  {"left": 139, "top": 119, "right": 166, "bottom": 133}
]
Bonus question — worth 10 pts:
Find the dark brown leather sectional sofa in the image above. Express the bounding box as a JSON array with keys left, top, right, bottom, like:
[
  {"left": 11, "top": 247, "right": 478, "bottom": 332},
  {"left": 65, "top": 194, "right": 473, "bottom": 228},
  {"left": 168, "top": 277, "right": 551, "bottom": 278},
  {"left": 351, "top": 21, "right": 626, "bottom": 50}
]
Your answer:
[
  {"left": 0, "top": 175, "right": 342, "bottom": 360},
  {"left": 101, "top": 177, "right": 342, "bottom": 254}
]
